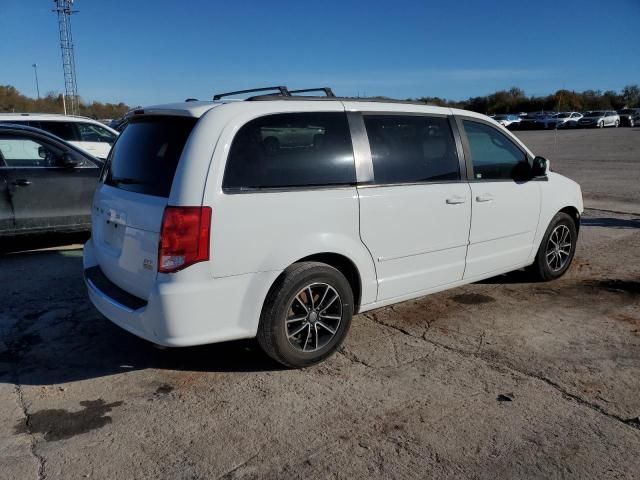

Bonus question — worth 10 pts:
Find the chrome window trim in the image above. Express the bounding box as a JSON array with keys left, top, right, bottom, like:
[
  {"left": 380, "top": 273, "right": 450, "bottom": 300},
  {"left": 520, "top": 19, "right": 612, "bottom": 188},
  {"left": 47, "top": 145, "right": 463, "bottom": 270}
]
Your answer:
[
  {"left": 221, "top": 185, "right": 357, "bottom": 195},
  {"left": 346, "top": 112, "right": 374, "bottom": 184},
  {"left": 357, "top": 179, "right": 466, "bottom": 189}
]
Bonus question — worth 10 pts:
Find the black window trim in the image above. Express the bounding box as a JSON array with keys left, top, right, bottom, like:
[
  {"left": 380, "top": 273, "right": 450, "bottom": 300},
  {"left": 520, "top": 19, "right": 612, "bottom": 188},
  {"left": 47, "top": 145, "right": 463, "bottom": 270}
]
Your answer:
[
  {"left": 221, "top": 111, "right": 359, "bottom": 194},
  {"left": 454, "top": 115, "right": 533, "bottom": 183},
  {"left": 356, "top": 111, "right": 467, "bottom": 188}
]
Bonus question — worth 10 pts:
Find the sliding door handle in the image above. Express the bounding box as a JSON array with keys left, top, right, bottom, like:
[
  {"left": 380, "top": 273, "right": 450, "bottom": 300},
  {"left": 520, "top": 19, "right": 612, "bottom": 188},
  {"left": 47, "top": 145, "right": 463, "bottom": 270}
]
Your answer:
[{"left": 476, "top": 194, "right": 494, "bottom": 203}]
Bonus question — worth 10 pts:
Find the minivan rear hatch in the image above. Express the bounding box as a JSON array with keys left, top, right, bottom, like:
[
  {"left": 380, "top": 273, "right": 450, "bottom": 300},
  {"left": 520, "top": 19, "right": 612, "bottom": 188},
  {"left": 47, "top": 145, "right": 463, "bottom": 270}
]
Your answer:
[{"left": 91, "top": 115, "right": 198, "bottom": 300}]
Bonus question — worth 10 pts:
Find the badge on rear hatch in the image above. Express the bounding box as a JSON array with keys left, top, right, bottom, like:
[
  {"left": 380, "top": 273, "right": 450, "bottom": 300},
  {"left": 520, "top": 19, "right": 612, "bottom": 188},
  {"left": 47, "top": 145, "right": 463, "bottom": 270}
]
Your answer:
[{"left": 143, "top": 258, "right": 154, "bottom": 270}]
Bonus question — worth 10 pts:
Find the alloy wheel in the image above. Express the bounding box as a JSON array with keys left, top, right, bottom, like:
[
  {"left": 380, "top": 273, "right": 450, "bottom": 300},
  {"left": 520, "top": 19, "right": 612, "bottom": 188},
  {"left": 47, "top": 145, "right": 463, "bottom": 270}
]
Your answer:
[
  {"left": 546, "top": 224, "right": 572, "bottom": 272},
  {"left": 285, "top": 283, "right": 343, "bottom": 353}
]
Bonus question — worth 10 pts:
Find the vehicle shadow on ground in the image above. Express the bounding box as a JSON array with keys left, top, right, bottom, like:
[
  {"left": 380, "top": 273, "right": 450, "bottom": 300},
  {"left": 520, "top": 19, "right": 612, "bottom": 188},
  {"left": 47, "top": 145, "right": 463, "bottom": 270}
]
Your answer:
[
  {"left": 0, "top": 232, "right": 90, "bottom": 254},
  {"left": 0, "top": 251, "right": 284, "bottom": 387},
  {"left": 581, "top": 217, "right": 640, "bottom": 229}
]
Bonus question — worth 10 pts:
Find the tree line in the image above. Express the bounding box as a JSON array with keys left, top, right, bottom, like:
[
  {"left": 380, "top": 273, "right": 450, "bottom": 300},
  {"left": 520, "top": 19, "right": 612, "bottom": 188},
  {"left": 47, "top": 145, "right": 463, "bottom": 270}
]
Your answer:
[
  {"left": 412, "top": 85, "right": 640, "bottom": 114},
  {"left": 2, "top": 84, "right": 639, "bottom": 119},
  {"left": 0, "top": 85, "right": 130, "bottom": 119}
]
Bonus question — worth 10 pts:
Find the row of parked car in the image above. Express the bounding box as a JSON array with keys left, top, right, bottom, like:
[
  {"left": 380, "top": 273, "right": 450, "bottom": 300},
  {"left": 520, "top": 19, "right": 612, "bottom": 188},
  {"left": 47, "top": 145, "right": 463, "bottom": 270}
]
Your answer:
[{"left": 492, "top": 108, "right": 640, "bottom": 130}]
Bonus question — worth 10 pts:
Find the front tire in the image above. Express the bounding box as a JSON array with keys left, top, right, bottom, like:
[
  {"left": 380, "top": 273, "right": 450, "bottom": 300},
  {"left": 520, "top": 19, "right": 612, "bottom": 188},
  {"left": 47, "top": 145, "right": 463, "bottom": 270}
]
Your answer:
[
  {"left": 598, "top": 121, "right": 604, "bottom": 128},
  {"left": 257, "top": 262, "right": 354, "bottom": 368},
  {"left": 531, "top": 212, "right": 577, "bottom": 281}
]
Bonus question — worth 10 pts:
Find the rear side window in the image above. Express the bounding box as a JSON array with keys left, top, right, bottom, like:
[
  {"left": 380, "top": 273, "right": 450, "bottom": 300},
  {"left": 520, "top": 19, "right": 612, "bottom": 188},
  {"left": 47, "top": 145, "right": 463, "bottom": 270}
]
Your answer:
[
  {"left": 463, "top": 120, "right": 527, "bottom": 180},
  {"left": 363, "top": 115, "right": 460, "bottom": 184},
  {"left": 38, "top": 121, "right": 80, "bottom": 141},
  {"left": 223, "top": 112, "right": 355, "bottom": 190},
  {"left": 105, "top": 116, "right": 197, "bottom": 197}
]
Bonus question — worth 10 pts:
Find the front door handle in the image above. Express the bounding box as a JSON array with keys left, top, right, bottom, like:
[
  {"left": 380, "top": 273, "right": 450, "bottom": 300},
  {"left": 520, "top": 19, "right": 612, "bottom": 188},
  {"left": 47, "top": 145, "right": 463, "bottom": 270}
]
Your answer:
[
  {"left": 476, "top": 194, "right": 494, "bottom": 202},
  {"left": 446, "top": 196, "right": 467, "bottom": 205},
  {"left": 12, "top": 179, "right": 32, "bottom": 186}
]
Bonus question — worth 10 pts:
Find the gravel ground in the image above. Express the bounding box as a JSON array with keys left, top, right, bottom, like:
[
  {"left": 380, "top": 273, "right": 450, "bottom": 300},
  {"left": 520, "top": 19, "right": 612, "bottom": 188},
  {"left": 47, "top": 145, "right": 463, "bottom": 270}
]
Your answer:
[{"left": 0, "top": 129, "right": 639, "bottom": 479}]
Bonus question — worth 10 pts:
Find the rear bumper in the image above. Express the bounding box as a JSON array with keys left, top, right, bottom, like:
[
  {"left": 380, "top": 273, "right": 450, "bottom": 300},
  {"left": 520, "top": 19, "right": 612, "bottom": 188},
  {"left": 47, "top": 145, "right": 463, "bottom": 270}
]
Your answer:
[{"left": 83, "top": 238, "right": 281, "bottom": 347}]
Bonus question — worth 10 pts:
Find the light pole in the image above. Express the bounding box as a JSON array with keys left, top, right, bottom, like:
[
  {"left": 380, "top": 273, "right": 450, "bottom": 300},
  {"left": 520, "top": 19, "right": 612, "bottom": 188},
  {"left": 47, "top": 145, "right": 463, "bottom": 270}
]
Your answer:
[{"left": 32, "top": 63, "right": 40, "bottom": 99}]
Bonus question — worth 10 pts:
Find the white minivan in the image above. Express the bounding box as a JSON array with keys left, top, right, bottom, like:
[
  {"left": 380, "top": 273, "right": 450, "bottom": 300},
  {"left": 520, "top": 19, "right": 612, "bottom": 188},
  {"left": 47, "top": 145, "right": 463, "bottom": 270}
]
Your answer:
[
  {"left": 0, "top": 113, "right": 118, "bottom": 159},
  {"left": 83, "top": 87, "right": 583, "bottom": 368}
]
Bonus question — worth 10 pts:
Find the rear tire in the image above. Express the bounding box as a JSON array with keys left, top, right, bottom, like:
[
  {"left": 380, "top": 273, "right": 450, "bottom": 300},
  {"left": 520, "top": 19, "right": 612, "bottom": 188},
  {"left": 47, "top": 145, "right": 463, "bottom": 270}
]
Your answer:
[
  {"left": 257, "top": 262, "right": 354, "bottom": 368},
  {"left": 614, "top": 120, "right": 619, "bottom": 128},
  {"left": 530, "top": 212, "right": 577, "bottom": 281},
  {"left": 598, "top": 121, "right": 604, "bottom": 128}
]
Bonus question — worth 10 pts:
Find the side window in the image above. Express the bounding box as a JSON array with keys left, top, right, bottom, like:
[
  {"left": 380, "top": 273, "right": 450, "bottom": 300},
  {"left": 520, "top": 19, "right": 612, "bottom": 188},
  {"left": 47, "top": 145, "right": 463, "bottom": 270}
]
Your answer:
[
  {"left": 78, "top": 123, "right": 117, "bottom": 145},
  {"left": 363, "top": 115, "right": 460, "bottom": 184},
  {"left": 223, "top": 112, "right": 355, "bottom": 190},
  {"left": 462, "top": 120, "right": 528, "bottom": 181},
  {"left": 0, "top": 136, "right": 60, "bottom": 168},
  {"left": 38, "top": 121, "right": 80, "bottom": 141}
]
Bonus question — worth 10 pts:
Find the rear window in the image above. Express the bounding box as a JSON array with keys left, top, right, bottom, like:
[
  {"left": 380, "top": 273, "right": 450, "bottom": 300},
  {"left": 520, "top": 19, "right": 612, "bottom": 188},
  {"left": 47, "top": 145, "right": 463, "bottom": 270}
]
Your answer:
[
  {"left": 104, "top": 116, "right": 197, "bottom": 197},
  {"left": 222, "top": 112, "right": 355, "bottom": 191}
]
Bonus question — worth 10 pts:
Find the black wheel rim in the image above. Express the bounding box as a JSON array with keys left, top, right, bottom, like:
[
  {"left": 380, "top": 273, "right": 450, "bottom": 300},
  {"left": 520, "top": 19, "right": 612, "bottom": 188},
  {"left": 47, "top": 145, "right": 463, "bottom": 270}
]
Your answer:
[{"left": 285, "top": 283, "right": 342, "bottom": 353}]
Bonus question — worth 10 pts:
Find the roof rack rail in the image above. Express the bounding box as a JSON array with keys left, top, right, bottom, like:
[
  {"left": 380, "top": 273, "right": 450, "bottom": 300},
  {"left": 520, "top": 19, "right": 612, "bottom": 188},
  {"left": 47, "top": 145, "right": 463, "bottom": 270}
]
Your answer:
[
  {"left": 288, "top": 87, "right": 335, "bottom": 97},
  {"left": 213, "top": 86, "right": 290, "bottom": 101}
]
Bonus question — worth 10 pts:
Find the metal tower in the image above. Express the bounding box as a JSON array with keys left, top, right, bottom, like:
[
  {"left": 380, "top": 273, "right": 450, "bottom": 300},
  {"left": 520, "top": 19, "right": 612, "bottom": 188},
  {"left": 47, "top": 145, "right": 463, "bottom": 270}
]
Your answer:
[{"left": 53, "top": 0, "right": 79, "bottom": 115}]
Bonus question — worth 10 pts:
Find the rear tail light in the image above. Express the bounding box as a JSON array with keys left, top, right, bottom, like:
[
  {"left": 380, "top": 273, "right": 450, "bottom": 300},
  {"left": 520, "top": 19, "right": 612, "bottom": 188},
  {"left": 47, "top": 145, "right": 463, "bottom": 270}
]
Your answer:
[{"left": 158, "top": 206, "right": 212, "bottom": 273}]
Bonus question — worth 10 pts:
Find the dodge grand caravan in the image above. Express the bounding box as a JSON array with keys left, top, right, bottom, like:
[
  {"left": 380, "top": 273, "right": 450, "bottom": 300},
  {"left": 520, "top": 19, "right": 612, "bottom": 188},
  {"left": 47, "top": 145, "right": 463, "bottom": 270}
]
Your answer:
[{"left": 84, "top": 86, "right": 583, "bottom": 368}]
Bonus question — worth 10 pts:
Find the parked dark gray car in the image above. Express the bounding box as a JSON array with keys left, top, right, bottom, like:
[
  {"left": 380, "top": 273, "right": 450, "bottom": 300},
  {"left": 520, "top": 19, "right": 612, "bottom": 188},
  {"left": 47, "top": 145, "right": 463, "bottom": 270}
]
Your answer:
[
  {"left": 617, "top": 108, "right": 640, "bottom": 127},
  {"left": 0, "top": 124, "right": 103, "bottom": 238}
]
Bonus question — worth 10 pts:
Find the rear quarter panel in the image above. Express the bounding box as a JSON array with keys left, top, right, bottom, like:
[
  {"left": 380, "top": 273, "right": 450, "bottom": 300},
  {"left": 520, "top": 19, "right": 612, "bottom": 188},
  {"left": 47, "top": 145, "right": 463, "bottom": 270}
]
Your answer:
[{"left": 199, "top": 101, "right": 378, "bottom": 306}]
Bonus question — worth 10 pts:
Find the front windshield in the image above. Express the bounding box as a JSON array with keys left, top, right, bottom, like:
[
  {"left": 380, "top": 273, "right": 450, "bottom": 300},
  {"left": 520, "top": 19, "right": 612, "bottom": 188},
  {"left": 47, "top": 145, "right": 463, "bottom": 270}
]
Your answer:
[{"left": 586, "top": 111, "right": 604, "bottom": 117}]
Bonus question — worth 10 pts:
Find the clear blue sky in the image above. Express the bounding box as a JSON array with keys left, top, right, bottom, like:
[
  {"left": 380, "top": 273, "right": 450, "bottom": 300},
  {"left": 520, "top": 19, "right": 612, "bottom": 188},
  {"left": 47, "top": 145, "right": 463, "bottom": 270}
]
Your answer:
[{"left": 1, "top": 0, "right": 638, "bottom": 106}]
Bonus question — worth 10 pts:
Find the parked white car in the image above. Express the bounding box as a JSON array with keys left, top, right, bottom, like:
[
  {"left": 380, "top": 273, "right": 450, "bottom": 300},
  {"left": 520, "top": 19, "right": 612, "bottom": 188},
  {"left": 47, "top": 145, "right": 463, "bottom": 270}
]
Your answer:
[
  {"left": 83, "top": 87, "right": 583, "bottom": 368},
  {"left": 493, "top": 114, "right": 521, "bottom": 129},
  {"left": 0, "top": 113, "right": 118, "bottom": 159}
]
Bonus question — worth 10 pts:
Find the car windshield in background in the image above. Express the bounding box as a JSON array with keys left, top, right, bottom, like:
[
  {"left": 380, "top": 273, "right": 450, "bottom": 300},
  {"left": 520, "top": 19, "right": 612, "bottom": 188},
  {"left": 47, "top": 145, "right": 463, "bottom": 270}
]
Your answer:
[
  {"left": 104, "top": 116, "right": 197, "bottom": 197},
  {"left": 586, "top": 111, "right": 605, "bottom": 117},
  {"left": 494, "top": 115, "right": 508, "bottom": 120},
  {"left": 554, "top": 113, "right": 570, "bottom": 118}
]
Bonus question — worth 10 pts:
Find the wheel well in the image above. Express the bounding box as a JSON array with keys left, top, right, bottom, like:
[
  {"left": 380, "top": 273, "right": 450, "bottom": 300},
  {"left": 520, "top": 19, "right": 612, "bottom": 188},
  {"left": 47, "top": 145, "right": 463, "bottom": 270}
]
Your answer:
[
  {"left": 559, "top": 206, "right": 580, "bottom": 233},
  {"left": 295, "top": 253, "right": 362, "bottom": 312}
]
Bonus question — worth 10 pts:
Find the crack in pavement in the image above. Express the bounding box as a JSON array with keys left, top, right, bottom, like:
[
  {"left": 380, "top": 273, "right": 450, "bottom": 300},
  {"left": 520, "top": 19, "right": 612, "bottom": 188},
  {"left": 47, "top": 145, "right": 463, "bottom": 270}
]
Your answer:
[
  {"left": 362, "top": 313, "right": 640, "bottom": 433},
  {"left": 217, "top": 452, "right": 259, "bottom": 479},
  {"left": 14, "top": 383, "right": 46, "bottom": 480}
]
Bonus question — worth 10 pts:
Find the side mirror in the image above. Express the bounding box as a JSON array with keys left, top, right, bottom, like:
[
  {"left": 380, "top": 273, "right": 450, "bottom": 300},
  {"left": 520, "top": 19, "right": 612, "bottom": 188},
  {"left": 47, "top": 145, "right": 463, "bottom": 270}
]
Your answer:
[
  {"left": 59, "top": 152, "right": 83, "bottom": 169},
  {"left": 531, "top": 156, "right": 548, "bottom": 177}
]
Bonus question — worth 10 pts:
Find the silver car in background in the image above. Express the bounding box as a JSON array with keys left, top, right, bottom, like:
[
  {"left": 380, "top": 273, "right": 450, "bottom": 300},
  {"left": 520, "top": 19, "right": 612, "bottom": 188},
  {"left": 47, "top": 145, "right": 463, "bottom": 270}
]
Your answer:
[
  {"left": 577, "top": 110, "right": 620, "bottom": 128},
  {"left": 543, "top": 112, "right": 583, "bottom": 129}
]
